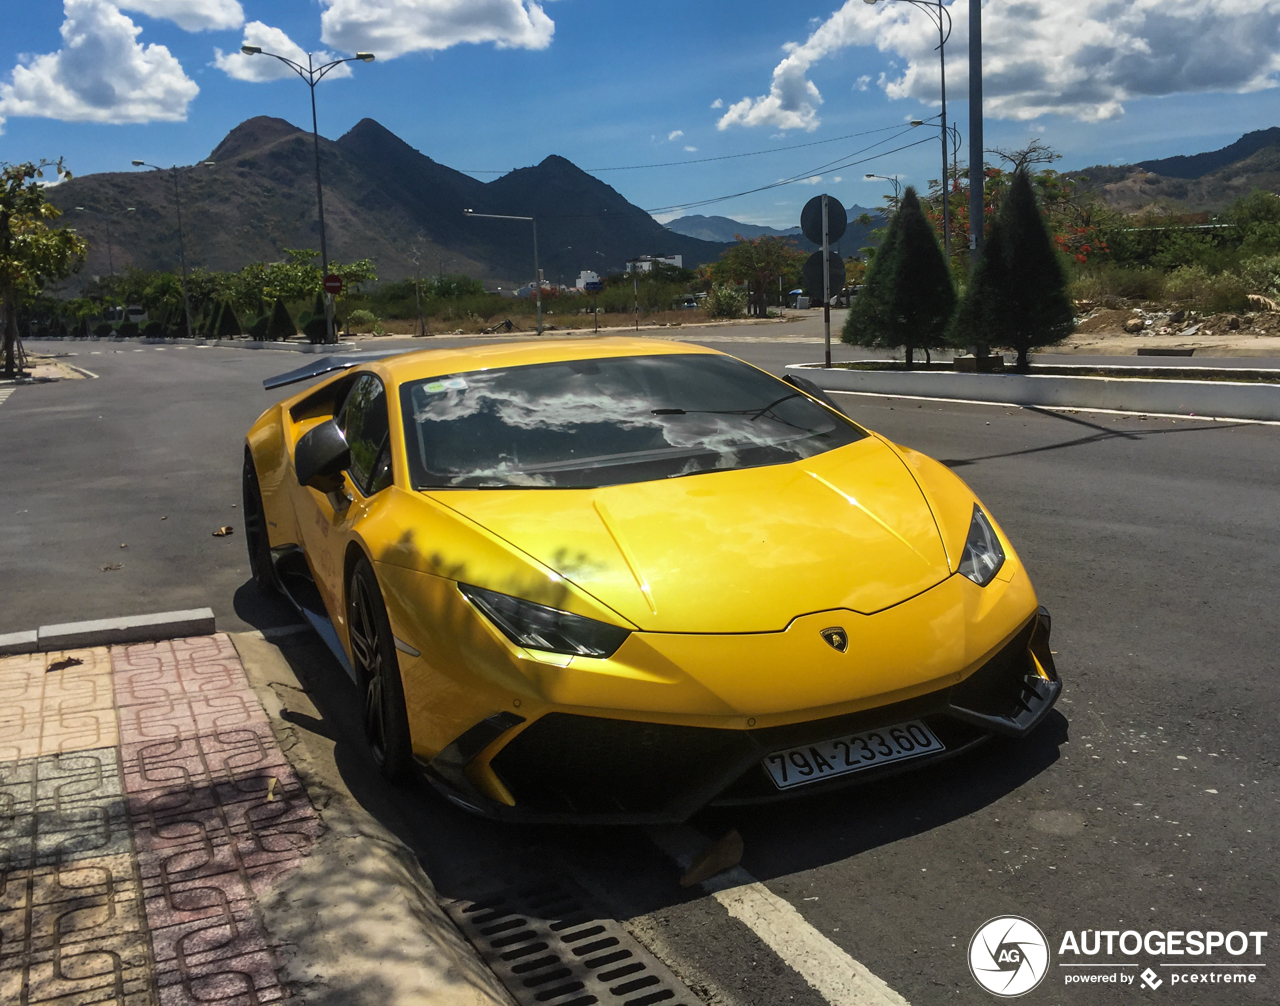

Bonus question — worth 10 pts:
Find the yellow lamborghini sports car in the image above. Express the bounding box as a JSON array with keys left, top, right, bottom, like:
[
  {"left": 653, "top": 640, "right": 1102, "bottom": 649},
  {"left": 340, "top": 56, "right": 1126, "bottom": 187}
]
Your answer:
[{"left": 244, "top": 337, "right": 1059, "bottom": 822}]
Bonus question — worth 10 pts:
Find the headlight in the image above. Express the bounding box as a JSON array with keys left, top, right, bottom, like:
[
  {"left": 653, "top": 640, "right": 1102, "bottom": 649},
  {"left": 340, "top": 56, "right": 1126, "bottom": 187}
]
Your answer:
[
  {"left": 459, "top": 584, "right": 631, "bottom": 657},
  {"left": 958, "top": 505, "right": 1005, "bottom": 586}
]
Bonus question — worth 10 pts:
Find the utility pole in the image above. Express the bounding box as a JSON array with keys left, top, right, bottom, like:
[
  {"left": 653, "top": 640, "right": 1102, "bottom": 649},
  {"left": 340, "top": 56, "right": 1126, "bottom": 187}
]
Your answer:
[
  {"left": 969, "top": 0, "right": 984, "bottom": 269},
  {"left": 131, "top": 161, "right": 214, "bottom": 339},
  {"left": 463, "top": 210, "right": 542, "bottom": 334},
  {"left": 822, "top": 194, "right": 832, "bottom": 367}
]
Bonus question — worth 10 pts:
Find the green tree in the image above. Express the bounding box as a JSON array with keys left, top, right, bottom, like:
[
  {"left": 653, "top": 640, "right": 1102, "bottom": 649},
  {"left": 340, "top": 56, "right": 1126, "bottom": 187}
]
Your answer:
[
  {"left": 713, "top": 235, "right": 806, "bottom": 317},
  {"left": 950, "top": 169, "right": 1074, "bottom": 370},
  {"left": 266, "top": 297, "right": 296, "bottom": 340},
  {"left": 2, "top": 160, "right": 87, "bottom": 376},
  {"left": 841, "top": 187, "right": 954, "bottom": 367}
]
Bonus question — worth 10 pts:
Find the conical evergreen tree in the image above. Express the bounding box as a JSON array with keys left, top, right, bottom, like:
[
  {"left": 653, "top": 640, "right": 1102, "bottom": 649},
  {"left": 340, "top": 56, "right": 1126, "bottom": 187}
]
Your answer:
[
  {"left": 841, "top": 201, "right": 903, "bottom": 349},
  {"left": 266, "top": 297, "right": 296, "bottom": 341},
  {"left": 841, "top": 188, "right": 954, "bottom": 367},
  {"left": 215, "top": 301, "right": 242, "bottom": 338},
  {"left": 950, "top": 170, "right": 1074, "bottom": 369}
]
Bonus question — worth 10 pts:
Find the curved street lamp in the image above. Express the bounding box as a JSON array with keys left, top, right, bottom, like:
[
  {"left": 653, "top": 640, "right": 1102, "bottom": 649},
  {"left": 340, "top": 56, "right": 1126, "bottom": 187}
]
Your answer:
[
  {"left": 72, "top": 205, "right": 135, "bottom": 278},
  {"left": 863, "top": 0, "right": 953, "bottom": 258},
  {"left": 240, "top": 45, "right": 375, "bottom": 344},
  {"left": 463, "top": 209, "right": 542, "bottom": 335},
  {"left": 864, "top": 173, "right": 903, "bottom": 200},
  {"left": 130, "top": 160, "right": 216, "bottom": 338}
]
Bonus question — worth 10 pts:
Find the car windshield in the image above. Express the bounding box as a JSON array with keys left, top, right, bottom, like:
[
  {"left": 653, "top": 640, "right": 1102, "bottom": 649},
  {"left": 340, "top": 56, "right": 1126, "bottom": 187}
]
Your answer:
[{"left": 400, "top": 353, "right": 866, "bottom": 489}]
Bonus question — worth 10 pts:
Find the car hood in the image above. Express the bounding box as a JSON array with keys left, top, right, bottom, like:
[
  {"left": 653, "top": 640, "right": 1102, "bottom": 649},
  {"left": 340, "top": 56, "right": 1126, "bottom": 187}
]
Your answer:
[{"left": 424, "top": 436, "right": 951, "bottom": 633}]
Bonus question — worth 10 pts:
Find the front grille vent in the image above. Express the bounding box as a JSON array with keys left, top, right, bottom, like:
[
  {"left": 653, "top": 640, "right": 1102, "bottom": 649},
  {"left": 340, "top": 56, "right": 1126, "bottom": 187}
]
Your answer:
[{"left": 444, "top": 878, "right": 696, "bottom": 1006}]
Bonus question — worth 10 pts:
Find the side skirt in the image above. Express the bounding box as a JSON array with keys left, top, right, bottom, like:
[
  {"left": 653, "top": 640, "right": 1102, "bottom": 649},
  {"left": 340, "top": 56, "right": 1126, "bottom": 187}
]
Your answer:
[{"left": 271, "top": 546, "right": 357, "bottom": 684}]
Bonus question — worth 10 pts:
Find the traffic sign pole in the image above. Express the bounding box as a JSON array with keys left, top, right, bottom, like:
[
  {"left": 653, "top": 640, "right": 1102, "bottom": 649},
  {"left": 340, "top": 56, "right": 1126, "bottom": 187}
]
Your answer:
[{"left": 822, "top": 194, "right": 831, "bottom": 367}]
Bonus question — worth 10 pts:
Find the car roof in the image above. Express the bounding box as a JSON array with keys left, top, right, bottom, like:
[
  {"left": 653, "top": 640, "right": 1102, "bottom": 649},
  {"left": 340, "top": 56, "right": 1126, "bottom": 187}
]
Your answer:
[
  {"left": 264, "top": 336, "right": 722, "bottom": 392},
  {"left": 368, "top": 336, "right": 718, "bottom": 384}
]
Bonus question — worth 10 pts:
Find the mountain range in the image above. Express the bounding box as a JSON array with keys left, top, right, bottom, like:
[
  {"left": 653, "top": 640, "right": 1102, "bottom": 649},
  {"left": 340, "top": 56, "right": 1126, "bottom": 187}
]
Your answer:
[
  {"left": 664, "top": 208, "right": 885, "bottom": 256},
  {"left": 1071, "top": 127, "right": 1280, "bottom": 213},
  {"left": 49, "top": 117, "right": 730, "bottom": 288}
]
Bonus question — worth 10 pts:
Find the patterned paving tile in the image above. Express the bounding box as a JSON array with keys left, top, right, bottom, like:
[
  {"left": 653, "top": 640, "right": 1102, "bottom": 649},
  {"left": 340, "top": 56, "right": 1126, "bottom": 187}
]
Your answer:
[{"left": 0, "top": 634, "right": 324, "bottom": 1006}]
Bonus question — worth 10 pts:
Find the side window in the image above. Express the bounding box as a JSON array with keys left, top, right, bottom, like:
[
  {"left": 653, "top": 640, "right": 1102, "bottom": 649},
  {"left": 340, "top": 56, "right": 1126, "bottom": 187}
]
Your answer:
[{"left": 337, "top": 374, "right": 393, "bottom": 496}]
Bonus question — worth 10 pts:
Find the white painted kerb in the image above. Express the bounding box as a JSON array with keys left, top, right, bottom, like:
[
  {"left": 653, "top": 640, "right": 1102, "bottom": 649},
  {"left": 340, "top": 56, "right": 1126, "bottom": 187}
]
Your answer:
[{"left": 787, "top": 366, "right": 1280, "bottom": 422}]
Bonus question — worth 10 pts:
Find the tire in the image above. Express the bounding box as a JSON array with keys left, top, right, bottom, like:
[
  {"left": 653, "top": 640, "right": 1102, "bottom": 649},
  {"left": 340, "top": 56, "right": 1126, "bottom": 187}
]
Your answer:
[
  {"left": 346, "top": 555, "right": 414, "bottom": 781},
  {"left": 242, "top": 449, "right": 280, "bottom": 595}
]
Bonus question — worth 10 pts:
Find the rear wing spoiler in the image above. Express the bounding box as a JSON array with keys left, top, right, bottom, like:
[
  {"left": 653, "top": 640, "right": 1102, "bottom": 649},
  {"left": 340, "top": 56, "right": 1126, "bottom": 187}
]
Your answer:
[{"left": 262, "top": 349, "right": 406, "bottom": 390}]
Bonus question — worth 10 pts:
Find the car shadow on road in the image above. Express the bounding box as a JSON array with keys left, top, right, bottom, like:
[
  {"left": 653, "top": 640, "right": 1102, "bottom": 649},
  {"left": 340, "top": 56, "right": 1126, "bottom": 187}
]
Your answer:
[
  {"left": 940, "top": 410, "right": 1247, "bottom": 467},
  {"left": 254, "top": 622, "right": 1071, "bottom": 928}
]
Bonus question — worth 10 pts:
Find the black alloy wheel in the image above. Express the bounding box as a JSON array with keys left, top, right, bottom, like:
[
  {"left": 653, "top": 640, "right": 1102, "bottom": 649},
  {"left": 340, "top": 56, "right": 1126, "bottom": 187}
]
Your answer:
[
  {"left": 347, "top": 556, "right": 414, "bottom": 781},
  {"left": 242, "top": 450, "right": 280, "bottom": 594}
]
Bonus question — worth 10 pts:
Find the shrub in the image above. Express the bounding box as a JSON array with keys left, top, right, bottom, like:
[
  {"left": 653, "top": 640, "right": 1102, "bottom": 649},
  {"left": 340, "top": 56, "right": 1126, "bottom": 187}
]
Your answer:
[
  {"left": 303, "top": 316, "right": 329, "bottom": 343},
  {"left": 117, "top": 321, "right": 140, "bottom": 338},
  {"left": 1068, "top": 264, "right": 1166, "bottom": 304},
  {"left": 347, "top": 308, "right": 379, "bottom": 331},
  {"left": 704, "top": 284, "right": 747, "bottom": 318},
  {"left": 1164, "top": 265, "right": 1250, "bottom": 312},
  {"left": 94, "top": 322, "right": 113, "bottom": 337},
  {"left": 1237, "top": 255, "right": 1280, "bottom": 296},
  {"left": 141, "top": 320, "right": 164, "bottom": 338},
  {"left": 247, "top": 315, "right": 270, "bottom": 340}
]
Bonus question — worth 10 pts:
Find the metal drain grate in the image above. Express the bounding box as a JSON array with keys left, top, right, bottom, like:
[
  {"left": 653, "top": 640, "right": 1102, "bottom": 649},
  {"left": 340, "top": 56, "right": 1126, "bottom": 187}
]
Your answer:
[{"left": 444, "top": 877, "right": 697, "bottom": 1006}]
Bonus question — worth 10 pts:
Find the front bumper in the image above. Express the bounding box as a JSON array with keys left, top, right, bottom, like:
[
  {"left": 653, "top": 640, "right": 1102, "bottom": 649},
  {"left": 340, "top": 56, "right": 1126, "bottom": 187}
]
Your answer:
[{"left": 422, "top": 607, "right": 1060, "bottom": 824}]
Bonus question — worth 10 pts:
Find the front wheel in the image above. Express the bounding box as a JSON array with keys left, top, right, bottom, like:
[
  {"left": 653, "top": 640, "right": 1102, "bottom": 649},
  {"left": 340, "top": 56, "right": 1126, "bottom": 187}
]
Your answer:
[{"left": 346, "top": 556, "right": 414, "bottom": 781}]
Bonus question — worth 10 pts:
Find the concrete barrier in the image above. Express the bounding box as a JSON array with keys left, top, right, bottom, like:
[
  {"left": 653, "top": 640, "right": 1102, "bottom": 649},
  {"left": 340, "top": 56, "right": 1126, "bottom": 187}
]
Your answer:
[{"left": 787, "top": 365, "right": 1280, "bottom": 422}]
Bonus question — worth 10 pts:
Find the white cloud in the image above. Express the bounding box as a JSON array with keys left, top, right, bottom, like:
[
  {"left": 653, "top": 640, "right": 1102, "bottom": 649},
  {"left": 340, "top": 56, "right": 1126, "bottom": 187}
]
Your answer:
[
  {"left": 710, "top": 97, "right": 723, "bottom": 108},
  {"left": 832, "top": 175, "right": 842, "bottom": 182},
  {"left": 798, "top": 175, "right": 823, "bottom": 184},
  {"left": 118, "top": 0, "right": 243, "bottom": 31},
  {"left": 855, "top": 74, "right": 870, "bottom": 92},
  {"left": 683, "top": 145, "right": 697, "bottom": 152},
  {"left": 0, "top": 0, "right": 198, "bottom": 131},
  {"left": 214, "top": 22, "right": 352, "bottom": 81},
  {"left": 668, "top": 129, "right": 683, "bottom": 141},
  {"left": 320, "top": 0, "right": 554, "bottom": 59},
  {"left": 719, "top": 0, "right": 1280, "bottom": 129}
]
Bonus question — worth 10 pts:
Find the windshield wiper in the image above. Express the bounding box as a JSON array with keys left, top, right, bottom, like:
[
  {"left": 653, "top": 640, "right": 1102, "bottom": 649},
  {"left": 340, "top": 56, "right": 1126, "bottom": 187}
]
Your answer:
[{"left": 649, "top": 393, "right": 804, "bottom": 422}]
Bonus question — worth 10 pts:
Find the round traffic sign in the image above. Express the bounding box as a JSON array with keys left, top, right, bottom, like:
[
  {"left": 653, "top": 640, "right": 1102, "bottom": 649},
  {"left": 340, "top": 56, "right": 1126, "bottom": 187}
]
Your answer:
[
  {"left": 801, "top": 251, "right": 846, "bottom": 305},
  {"left": 323, "top": 274, "right": 343, "bottom": 296},
  {"left": 801, "top": 195, "right": 848, "bottom": 245}
]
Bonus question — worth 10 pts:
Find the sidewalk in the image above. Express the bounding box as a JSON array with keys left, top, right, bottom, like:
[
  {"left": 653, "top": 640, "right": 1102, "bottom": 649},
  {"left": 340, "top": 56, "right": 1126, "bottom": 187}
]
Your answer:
[{"left": 0, "top": 635, "right": 508, "bottom": 1006}]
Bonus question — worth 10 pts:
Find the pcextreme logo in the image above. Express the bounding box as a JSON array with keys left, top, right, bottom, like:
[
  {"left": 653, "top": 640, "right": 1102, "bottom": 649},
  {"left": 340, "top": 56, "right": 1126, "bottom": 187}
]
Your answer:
[{"left": 969, "top": 916, "right": 1051, "bottom": 997}]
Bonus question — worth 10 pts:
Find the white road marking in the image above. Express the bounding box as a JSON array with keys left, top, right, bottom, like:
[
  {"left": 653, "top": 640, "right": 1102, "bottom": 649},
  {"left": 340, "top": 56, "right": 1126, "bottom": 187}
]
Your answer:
[
  {"left": 648, "top": 825, "right": 911, "bottom": 1006},
  {"left": 0, "top": 387, "right": 14, "bottom": 408}
]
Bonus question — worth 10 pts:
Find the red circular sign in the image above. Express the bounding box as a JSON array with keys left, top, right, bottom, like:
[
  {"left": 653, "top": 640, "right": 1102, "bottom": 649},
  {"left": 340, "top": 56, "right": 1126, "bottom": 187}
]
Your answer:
[{"left": 323, "top": 274, "right": 343, "bottom": 295}]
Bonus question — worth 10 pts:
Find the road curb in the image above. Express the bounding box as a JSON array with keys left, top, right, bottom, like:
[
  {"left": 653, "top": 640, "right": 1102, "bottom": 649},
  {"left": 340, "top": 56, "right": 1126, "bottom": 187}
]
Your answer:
[
  {"left": 788, "top": 364, "right": 1280, "bottom": 422},
  {"left": 2, "top": 607, "right": 218, "bottom": 653}
]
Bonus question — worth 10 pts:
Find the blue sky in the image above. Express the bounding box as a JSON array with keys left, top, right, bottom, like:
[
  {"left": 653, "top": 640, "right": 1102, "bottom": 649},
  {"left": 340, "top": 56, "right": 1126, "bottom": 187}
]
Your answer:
[{"left": 3, "top": 1, "right": 1280, "bottom": 228}]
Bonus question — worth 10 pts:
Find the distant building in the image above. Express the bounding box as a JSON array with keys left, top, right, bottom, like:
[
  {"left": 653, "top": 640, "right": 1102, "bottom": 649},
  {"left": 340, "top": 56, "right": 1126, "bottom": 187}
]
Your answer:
[
  {"left": 575, "top": 270, "right": 600, "bottom": 289},
  {"left": 624, "top": 254, "right": 682, "bottom": 274}
]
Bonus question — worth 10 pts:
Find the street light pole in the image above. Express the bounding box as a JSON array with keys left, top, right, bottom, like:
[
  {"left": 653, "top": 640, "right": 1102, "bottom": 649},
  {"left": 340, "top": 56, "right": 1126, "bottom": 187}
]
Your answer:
[
  {"left": 864, "top": 173, "right": 903, "bottom": 201},
  {"left": 240, "top": 45, "right": 375, "bottom": 344},
  {"left": 864, "top": 0, "right": 952, "bottom": 259},
  {"left": 73, "top": 205, "right": 135, "bottom": 278},
  {"left": 969, "top": 0, "right": 984, "bottom": 268},
  {"left": 463, "top": 210, "right": 543, "bottom": 334},
  {"left": 131, "top": 161, "right": 214, "bottom": 339}
]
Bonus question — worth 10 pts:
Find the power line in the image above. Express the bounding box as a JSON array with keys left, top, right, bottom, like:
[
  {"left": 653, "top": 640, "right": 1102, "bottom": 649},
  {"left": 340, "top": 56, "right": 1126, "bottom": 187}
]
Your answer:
[
  {"left": 457, "top": 118, "right": 939, "bottom": 176},
  {"left": 645, "top": 133, "right": 937, "bottom": 215}
]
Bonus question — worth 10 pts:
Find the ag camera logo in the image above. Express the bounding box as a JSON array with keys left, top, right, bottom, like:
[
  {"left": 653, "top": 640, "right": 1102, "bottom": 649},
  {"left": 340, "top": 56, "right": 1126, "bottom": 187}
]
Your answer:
[{"left": 969, "top": 916, "right": 1051, "bottom": 997}]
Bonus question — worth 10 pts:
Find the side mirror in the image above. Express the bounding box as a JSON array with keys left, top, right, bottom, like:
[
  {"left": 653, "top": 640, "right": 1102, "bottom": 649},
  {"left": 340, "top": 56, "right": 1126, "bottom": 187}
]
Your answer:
[{"left": 295, "top": 419, "right": 350, "bottom": 492}]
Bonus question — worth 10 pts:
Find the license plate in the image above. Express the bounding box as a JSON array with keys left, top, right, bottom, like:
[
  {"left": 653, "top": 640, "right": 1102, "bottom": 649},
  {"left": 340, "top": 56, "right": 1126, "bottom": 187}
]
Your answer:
[{"left": 762, "top": 720, "right": 944, "bottom": 790}]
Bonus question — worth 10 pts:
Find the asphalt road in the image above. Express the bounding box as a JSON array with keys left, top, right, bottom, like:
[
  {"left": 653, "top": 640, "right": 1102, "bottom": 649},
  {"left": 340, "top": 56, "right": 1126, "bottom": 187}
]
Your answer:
[{"left": 3, "top": 334, "right": 1277, "bottom": 1005}]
